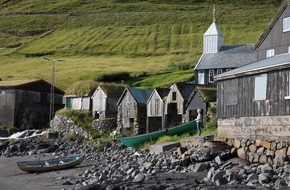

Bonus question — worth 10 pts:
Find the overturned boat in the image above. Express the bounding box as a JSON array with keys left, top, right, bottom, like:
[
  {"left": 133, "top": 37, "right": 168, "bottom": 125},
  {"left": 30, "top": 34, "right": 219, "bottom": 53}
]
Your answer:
[
  {"left": 120, "top": 121, "right": 197, "bottom": 148},
  {"left": 17, "top": 154, "right": 85, "bottom": 173}
]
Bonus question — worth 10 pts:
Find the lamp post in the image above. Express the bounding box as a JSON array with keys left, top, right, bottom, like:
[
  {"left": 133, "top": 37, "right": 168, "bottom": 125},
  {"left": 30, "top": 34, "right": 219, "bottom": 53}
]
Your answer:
[{"left": 42, "top": 57, "right": 65, "bottom": 127}]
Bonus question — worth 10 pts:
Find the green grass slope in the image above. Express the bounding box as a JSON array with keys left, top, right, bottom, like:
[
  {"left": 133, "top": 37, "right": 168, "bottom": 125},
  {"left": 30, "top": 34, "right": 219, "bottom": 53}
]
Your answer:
[{"left": 0, "top": 0, "right": 284, "bottom": 90}]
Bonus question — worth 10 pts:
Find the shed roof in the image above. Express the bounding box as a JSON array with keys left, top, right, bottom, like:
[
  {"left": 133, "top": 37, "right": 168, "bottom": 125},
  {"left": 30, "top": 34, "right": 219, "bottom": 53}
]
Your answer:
[
  {"left": 194, "top": 44, "right": 256, "bottom": 70},
  {"left": 128, "top": 88, "right": 153, "bottom": 104},
  {"left": 117, "top": 87, "right": 153, "bottom": 105},
  {"left": 214, "top": 53, "right": 290, "bottom": 80},
  {"left": 92, "top": 84, "right": 126, "bottom": 98},
  {"left": 0, "top": 79, "right": 64, "bottom": 94},
  {"left": 155, "top": 88, "right": 170, "bottom": 99},
  {"left": 174, "top": 83, "right": 196, "bottom": 101}
]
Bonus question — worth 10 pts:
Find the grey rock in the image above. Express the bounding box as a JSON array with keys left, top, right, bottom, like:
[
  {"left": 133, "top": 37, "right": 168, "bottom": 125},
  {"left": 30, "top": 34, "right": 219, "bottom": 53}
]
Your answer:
[
  {"left": 212, "top": 170, "right": 225, "bottom": 183},
  {"left": 63, "top": 179, "right": 73, "bottom": 185},
  {"left": 133, "top": 173, "right": 146, "bottom": 183},
  {"left": 258, "top": 173, "right": 270, "bottom": 184},
  {"left": 247, "top": 173, "right": 258, "bottom": 183},
  {"left": 194, "top": 162, "right": 209, "bottom": 172}
]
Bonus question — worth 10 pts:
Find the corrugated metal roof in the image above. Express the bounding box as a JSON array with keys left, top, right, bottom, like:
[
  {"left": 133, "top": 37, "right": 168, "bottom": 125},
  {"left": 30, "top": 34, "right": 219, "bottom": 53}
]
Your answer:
[
  {"left": 214, "top": 53, "right": 290, "bottom": 80},
  {"left": 128, "top": 87, "right": 153, "bottom": 105},
  {"left": 204, "top": 22, "right": 223, "bottom": 36},
  {"left": 195, "top": 44, "right": 257, "bottom": 70}
]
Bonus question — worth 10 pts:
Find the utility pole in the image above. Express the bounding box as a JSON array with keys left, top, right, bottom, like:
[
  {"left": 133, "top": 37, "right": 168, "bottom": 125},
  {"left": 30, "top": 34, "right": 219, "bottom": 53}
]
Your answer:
[{"left": 42, "top": 57, "right": 65, "bottom": 127}]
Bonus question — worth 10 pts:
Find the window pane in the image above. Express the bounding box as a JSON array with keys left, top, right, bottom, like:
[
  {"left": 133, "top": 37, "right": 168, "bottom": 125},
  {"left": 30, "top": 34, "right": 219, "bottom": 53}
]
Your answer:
[
  {"left": 209, "top": 70, "right": 214, "bottom": 83},
  {"left": 254, "top": 76, "right": 267, "bottom": 100},
  {"left": 283, "top": 17, "right": 290, "bottom": 32}
]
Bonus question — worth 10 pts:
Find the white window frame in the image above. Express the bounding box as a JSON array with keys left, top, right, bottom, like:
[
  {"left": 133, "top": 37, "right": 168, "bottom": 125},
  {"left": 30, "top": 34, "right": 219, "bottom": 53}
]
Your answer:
[
  {"left": 283, "top": 17, "right": 290, "bottom": 32},
  {"left": 254, "top": 75, "right": 267, "bottom": 101},
  {"left": 217, "top": 69, "right": 223, "bottom": 75},
  {"left": 208, "top": 70, "right": 215, "bottom": 83},
  {"left": 285, "top": 71, "right": 290, "bottom": 99},
  {"left": 198, "top": 71, "right": 205, "bottom": 84},
  {"left": 266, "top": 49, "right": 275, "bottom": 58}
]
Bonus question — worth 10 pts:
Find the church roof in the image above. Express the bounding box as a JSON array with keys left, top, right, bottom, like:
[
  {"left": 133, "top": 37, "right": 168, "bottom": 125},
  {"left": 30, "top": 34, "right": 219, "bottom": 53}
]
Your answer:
[{"left": 194, "top": 44, "right": 257, "bottom": 70}]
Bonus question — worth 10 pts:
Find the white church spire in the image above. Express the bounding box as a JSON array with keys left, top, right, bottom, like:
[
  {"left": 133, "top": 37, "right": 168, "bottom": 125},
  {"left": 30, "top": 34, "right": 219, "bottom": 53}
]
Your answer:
[{"left": 203, "top": 5, "right": 224, "bottom": 54}]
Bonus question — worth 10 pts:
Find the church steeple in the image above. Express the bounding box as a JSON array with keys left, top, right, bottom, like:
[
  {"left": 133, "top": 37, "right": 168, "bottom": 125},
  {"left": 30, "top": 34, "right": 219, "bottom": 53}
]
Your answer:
[
  {"left": 213, "top": 5, "right": 216, "bottom": 23},
  {"left": 203, "top": 5, "right": 224, "bottom": 54}
]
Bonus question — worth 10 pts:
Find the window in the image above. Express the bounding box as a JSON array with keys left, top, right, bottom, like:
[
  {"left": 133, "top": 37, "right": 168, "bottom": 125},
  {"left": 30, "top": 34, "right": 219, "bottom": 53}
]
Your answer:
[
  {"left": 225, "top": 79, "right": 238, "bottom": 105},
  {"left": 209, "top": 70, "right": 214, "bottom": 83},
  {"left": 172, "top": 92, "right": 176, "bottom": 101},
  {"left": 217, "top": 69, "right": 223, "bottom": 75},
  {"left": 0, "top": 90, "right": 6, "bottom": 95},
  {"left": 198, "top": 71, "right": 205, "bottom": 84},
  {"left": 226, "top": 69, "right": 231, "bottom": 72},
  {"left": 283, "top": 17, "right": 290, "bottom": 32},
  {"left": 266, "top": 49, "right": 275, "bottom": 58},
  {"left": 254, "top": 75, "right": 267, "bottom": 100},
  {"left": 286, "top": 71, "right": 290, "bottom": 99}
]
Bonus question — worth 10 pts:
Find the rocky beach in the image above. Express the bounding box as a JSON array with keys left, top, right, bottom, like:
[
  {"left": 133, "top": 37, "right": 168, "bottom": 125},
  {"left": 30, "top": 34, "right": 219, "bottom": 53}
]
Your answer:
[{"left": 1, "top": 130, "right": 290, "bottom": 190}]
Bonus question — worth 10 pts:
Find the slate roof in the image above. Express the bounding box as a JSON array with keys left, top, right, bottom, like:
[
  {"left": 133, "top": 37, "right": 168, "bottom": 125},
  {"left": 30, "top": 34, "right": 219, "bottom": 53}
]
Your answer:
[
  {"left": 214, "top": 53, "right": 290, "bottom": 80},
  {"left": 155, "top": 88, "right": 170, "bottom": 99},
  {"left": 174, "top": 83, "right": 196, "bottom": 101},
  {"left": 194, "top": 44, "right": 257, "bottom": 70},
  {"left": 117, "top": 87, "right": 153, "bottom": 105},
  {"left": 204, "top": 22, "right": 223, "bottom": 36}
]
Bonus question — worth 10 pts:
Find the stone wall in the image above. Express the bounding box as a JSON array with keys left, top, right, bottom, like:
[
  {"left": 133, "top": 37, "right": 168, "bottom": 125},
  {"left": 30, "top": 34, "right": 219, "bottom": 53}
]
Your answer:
[
  {"left": 217, "top": 115, "right": 290, "bottom": 141},
  {"left": 51, "top": 115, "right": 92, "bottom": 140},
  {"left": 92, "top": 118, "right": 117, "bottom": 132},
  {"left": 221, "top": 138, "right": 290, "bottom": 166}
]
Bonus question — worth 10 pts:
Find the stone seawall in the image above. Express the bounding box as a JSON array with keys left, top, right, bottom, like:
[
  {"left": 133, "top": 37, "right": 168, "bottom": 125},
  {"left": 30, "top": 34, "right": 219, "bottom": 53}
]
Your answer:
[{"left": 221, "top": 138, "right": 290, "bottom": 166}]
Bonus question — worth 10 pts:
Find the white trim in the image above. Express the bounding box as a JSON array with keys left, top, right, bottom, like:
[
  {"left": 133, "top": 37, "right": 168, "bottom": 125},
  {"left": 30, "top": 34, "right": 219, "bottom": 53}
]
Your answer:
[
  {"left": 209, "top": 70, "right": 215, "bottom": 83},
  {"left": 283, "top": 17, "right": 290, "bottom": 32},
  {"left": 194, "top": 54, "right": 204, "bottom": 70},
  {"left": 266, "top": 49, "right": 275, "bottom": 58}
]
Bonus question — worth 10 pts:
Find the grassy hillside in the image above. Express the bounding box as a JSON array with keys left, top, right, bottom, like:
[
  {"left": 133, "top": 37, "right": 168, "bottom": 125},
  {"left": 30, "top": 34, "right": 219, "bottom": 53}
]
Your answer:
[{"left": 0, "top": 0, "right": 284, "bottom": 90}]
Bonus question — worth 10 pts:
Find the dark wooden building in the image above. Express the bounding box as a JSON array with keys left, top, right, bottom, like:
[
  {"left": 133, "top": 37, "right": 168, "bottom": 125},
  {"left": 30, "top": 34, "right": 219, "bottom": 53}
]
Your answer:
[
  {"left": 194, "top": 9, "right": 256, "bottom": 85},
  {"left": 185, "top": 87, "right": 210, "bottom": 122},
  {"left": 165, "top": 83, "right": 195, "bottom": 127},
  {"left": 0, "top": 79, "right": 64, "bottom": 130},
  {"left": 214, "top": 53, "right": 290, "bottom": 140},
  {"left": 146, "top": 88, "right": 170, "bottom": 132},
  {"left": 117, "top": 87, "right": 153, "bottom": 136},
  {"left": 91, "top": 84, "right": 125, "bottom": 119},
  {"left": 255, "top": 2, "right": 290, "bottom": 60}
]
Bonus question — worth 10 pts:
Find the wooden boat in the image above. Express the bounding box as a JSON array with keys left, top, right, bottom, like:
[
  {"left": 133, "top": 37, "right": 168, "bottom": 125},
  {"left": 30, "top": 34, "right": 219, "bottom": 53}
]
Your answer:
[
  {"left": 120, "top": 121, "right": 196, "bottom": 148},
  {"left": 17, "top": 154, "right": 85, "bottom": 173}
]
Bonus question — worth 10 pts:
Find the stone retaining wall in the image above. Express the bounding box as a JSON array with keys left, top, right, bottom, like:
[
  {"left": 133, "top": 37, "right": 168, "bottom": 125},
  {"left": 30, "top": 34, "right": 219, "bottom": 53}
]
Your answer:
[{"left": 221, "top": 138, "right": 290, "bottom": 166}]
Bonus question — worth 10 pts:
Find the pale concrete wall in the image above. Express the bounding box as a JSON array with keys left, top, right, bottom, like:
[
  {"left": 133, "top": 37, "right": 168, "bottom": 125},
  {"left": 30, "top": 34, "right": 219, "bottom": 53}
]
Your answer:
[{"left": 217, "top": 115, "right": 290, "bottom": 141}]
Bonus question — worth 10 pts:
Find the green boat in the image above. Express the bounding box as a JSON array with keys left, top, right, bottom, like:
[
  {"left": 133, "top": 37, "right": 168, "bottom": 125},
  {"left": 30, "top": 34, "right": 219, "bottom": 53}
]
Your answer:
[{"left": 120, "top": 121, "right": 197, "bottom": 148}]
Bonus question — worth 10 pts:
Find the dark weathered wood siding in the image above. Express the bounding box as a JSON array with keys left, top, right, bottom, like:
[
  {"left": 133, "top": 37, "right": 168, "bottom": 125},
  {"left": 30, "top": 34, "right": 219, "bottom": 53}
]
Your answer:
[
  {"left": 256, "top": 5, "right": 290, "bottom": 60},
  {"left": 147, "top": 90, "right": 165, "bottom": 131},
  {"left": 117, "top": 91, "right": 147, "bottom": 135},
  {"left": 217, "top": 69, "right": 290, "bottom": 118}
]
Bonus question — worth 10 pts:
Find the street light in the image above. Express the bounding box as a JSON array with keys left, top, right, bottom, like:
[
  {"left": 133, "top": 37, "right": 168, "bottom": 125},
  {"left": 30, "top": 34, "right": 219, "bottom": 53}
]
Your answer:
[{"left": 42, "top": 57, "right": 65, "bottom": 127}]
